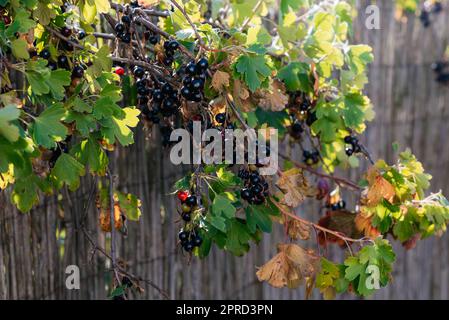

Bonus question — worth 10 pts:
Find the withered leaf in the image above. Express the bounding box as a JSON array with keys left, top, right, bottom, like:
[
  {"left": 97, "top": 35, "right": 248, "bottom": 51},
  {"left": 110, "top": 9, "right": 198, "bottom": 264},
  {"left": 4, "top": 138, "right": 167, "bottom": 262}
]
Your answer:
[
  {"left": 318, "top": 210, "right": 363, "bottom": 247},
  {"left": 277, "top": 168, "right": 316, "bottom": 208},
  {"left": 365, "top": 168, "right": 396, "bottom": 206},
  {"left": 287, "top": 219, "right": 311, "bottom": 240},
  {"left": 256, "top": 80, "right": 289, "bottom": 112},
  {"left": 354, "top": 210, "right": 381, "bottom": 239},
  {"left": 256, "top": 243, "right": 319, "bottom": 289},
  {"left": 211, "top": 70, "right": 230, "bottom": 92}
]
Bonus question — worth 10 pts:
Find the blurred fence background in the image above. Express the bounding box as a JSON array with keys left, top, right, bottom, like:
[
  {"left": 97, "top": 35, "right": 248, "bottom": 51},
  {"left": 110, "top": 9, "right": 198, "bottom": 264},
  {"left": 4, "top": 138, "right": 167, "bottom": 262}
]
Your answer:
[{"left": 1, "top": 0, "right": 449, "bottom": 300}]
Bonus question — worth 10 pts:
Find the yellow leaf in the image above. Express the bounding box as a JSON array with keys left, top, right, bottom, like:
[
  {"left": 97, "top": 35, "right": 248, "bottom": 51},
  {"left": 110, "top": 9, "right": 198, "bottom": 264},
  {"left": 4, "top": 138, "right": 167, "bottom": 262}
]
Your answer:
[{"left": 211, "top": 70, "right": 230, "bottom": 92}]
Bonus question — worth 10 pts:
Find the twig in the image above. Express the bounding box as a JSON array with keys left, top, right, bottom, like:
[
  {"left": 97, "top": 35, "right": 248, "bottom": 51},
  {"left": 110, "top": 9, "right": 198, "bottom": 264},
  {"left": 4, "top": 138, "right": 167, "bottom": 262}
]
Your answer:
[
  {"left": 272, "top": 199, "right": 372, "bottom": 245},
  {"left": 110, "top": 2, "right": 170, "bottom": 17},
  {"left": 278, "top": 153, "right": 362, "bottom": 191},
  {"left": 240, "top": 0, "right": 264, "bottom": 30}
]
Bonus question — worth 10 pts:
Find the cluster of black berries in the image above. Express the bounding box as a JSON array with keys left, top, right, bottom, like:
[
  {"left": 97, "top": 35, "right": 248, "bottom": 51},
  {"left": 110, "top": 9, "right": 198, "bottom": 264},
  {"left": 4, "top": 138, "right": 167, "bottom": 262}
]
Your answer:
[
  {"left": 180, "top": 58, "right": 208, "bottom": 102},
  {"left": 420, "top": 1, "right": 443, "bottom": 27},
  {"left": 286, "top": 92, "right": 316, "bottom": 139},
  {"left": 162, "top": 40, "right": 180, "bottom": 66},
  {"left": 431, "top": 60, "right": 449, "bottom": 84},
  {"left": 38, "top": 47, "right": 85, "bottom": 79},
  {"left": 327, "top": 199, "right": 346, "bottom": 211},
  {"left": 344, "top": 135, "right": 361, "bottom": 156},
  {"left": 177, "top": 191, "right": 197, "bottom": 222},
  {"left": 114, "top": 15, "right": 132, "bottom": 43},
  {"left": 178, "top": 229, "right": 203, "bottom": 252},
  {"left": 303, "top": 150, "right": 319, "bottom": 165},
  {"left": 239, "top": 168, "right": 269, "bottom": 205}
]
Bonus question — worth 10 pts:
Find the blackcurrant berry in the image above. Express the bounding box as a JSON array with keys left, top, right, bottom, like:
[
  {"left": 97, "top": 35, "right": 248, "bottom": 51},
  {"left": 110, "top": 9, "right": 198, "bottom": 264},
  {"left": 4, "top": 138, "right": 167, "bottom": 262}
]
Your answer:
[
  {"left": 120, "top": 32, "right": 131, "bottom": 43},
  {"left": 115, "top": 23, "right": 125, "bottom": 33},
  {"left": 57, "top": 55, "right": 68, "bottom": 66},
  {"left": 190, "top": 92, "right": 202, "bottom": 102},
  {"left": 182, "top": 213, "right": 191, "bottom": 222},
  {"left": 193, "top": 235, "right": 202, "bottom": 247},
  {"left": 251, "top": 183, "right": 263, "bottom": 195},
  {"left": 178, "top": 231, "right": 188, "bottom": 242},
  {"left": 135, "top": 79, "right": 147, "bottom": 88},
  {"left": 196, "top": 58, "right": 209, "bottom": 72},
  {"left": 163, "top": 98, "right": 175, "bottom": 109},
  {"left": 186, "top": 195, "right": 197, "bottom": 207},
  {"left": 168, "top": 40, "right": 179, "bottom": 51},
  {"left": 345, "top": 147, "right": 353, "bottom": 156},
  {"left": 249, "top": 173, "right": 260, "bottom": 185},
  {"left": 72, "top": 65, "right": 84, "bottom": 78},
  {"left": 338, "top": 200, "right": 346, "bottom": 209},
  {"left": 215, "top": 113, "right": 226, "bottom": 124},
  {"left": 185, "top": 62, "right": 196, "bottom": 75},
  {"left": 78, "top": 30, "right": 87, "bottom": 40},
  {"left": 240, "top": 188, "right": 252, "bottom": 200},
  {"left": 190, "top": 78, "right": 203, "bottom": 90},
  {"left": 121, "top": 15, "right": 131, "bottom": 25},
  {"left": 291, "top": 121, "right": 303, "bottom": 133},
  {"left": 61, "top": 26, "right": 72, "bottom": 37},
  {"left": 181, "top": 86, "right": 191, "bottom": 98},
  {"left": 252, "top": 195, "right": 265, "bottom": 205},
  {"left": 133, "top": 66, "right": 145, "bottom": 78},
  {"left": 183, "top": 241, "right": 194, "bottom": 252},
  {"left": 161, "top": 83, "right": 173, "bottom": 94},
  {"left": 163, "top": 56, "right": 173, "bottom": 66},
  {"left": 40, "top": 49, "right": 51, "bottom": 59},
  {"left": 137, "top": 86, "right": 150, "bottom": 95},
  {"left": 149, "top": 35, "right": 159, "bottom": 45},
  {"left": 331, "top": 203, "right": 340, "bottom": 211},
  {"left": 153, "top": 89, "right": 163, "bottom": 102},
  {"left": 47, "top": 61, "right": 57, "bottom": 70}
]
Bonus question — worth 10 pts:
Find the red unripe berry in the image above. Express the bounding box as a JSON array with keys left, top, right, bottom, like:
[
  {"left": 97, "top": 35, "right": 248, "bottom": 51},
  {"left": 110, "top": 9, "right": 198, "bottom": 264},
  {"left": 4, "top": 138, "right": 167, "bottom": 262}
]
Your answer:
[
  {"left": 114, "top": 66, "right": 125, "bottom": 75},
  {"left": 177, "top": 191, "right": 189, "bottom": 202}
]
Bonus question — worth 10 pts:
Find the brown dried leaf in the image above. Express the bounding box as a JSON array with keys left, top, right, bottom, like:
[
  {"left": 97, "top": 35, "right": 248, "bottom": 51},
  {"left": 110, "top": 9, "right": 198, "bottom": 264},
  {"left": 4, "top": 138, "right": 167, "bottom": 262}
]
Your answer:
[
  {"left": 354, "top": 210, "right": 381, "bottom": 239},
  {"left": 256, "top": 243, "right": 319, "bottom": 289},
  {"left": 287, "top": 219, "right": 311, "bottom": 240},
  {"left": 99, "top": 203, "right": 123, "bottom": 232},
  {"left": 233, "top": 79, "right": 253, "bottom": 112},
  {"left": 365, "top": 168, "right": 396, "bottom": 206},
  {"left": 256, "top": 80, "right": 289, "bottom": 112},
  {"left": 211, "top": 70, "right": 230, "bottom": 92},
  {"left": 318, "top": 209, "right": 363, "bottom": 247},
  {"left": 277, "top": 168, "right": 316, "bottom": 208}
]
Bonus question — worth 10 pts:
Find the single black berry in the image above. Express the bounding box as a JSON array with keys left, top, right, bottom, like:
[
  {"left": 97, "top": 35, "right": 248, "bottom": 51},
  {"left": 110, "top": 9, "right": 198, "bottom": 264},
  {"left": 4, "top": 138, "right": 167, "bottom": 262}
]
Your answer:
[
  {"left": 133, "top": 66, "right": 145, "bottom": 78},
  {"left": 182, "top": 213, "right": 191, "bottom": 222},
  {"left": 149, "top": 35, "right": 159, "bottom": 45},
  {"left": 240, "top": 188, "right": 252, "bottom": 200},
  {"left": 185, "top": 62, "right": 196, "bottom": 75},
  {"left": 186, "top": 195, "right": 197, "bottom": 207},
  {"left": 40, "top": 49, "right": 51, "bottom": 59},
  {"left": 168, "top": 40, "right": 179, "bottom": 51},
  {"left": 215, "top": 113, "right": 226, "bottom": 124},
  {"left": 78, "top": 30, "right": 87, "bottom": 40},
  {"left": 61, "top": 26, "right": 72, "bottom": 37},
  {"left": 178, "top": 231, "right": 189, "bottom": 242},
  {"left": 115, "top": 23, "right": 125, "bottom": 33},
  {"left": 121, "top": 15, "right": 131, "bottom": 25},
  {"left": 72, "top": 65, "right": 84, "bottom": 78},
  {"left": 196, "top": 58, "right": 208, "bottom": 72}
]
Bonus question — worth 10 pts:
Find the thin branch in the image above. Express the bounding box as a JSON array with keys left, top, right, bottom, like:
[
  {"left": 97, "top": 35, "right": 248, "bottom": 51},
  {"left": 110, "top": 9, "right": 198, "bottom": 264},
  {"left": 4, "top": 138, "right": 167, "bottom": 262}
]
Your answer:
[
  {"left": 110, "top": 2, "right": 170, "bottom": 17},
  {"left": 107, "top": 167, "right": 120, "bottom": 285},
  {"left": 169, "top": 0, "right": 205, "bottom": 46},
  {"left": 240, "top": 0, "right": 264, "bottom": 30},
  {"left": 272, "top": 199, "right": 373, "bottom": 245}
]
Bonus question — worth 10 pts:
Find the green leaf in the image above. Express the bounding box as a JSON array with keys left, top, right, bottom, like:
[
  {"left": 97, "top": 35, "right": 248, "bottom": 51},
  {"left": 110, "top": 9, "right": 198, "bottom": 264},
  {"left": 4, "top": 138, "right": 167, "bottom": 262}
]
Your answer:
[
  {"left": 99, "top": 107, "right": 140, "bottom": 146},
  {"left": 71, "top": 138, "right": 108, "bottom": 176},
  {"left": 30, "top": 103, "right": 68, "bottom": 148},
  {"left": 51, "top": 153, "right": 86, "bottom": 191},
  {"left": 11, "top": 39, "right": 30, "bottom": 60},
  {"left": 117, "top": 192, "right": 141, "bottom": 221},
  {"left": 278, "top": 62, "right": 311, "bottom": 92},
  {"left": 209, "top": 215, "right": 227, "bottom": 232},
  {"left": 11, "top": 175, "right": 41, "bottom": 212},
  {"left": 73, "top": 97, "right": 93, "bottom": 113},
  {"left": 225, "top": 219, "right": 252, "bottom": 256},
  {"left": 245, "top": 205, "right": 272, "bottom": 233},
  {"left": 235, "top": 54, "right": 271, "bottom": 92},
  {"left": 47, "top": 69, "right": 71, "bottom": 100},
  {"left": 0, "top": 105, "right": 21, "bottom": 142},
  {"left": 33, "top": 1, "right": 57, "bottom": 25},
  {"left": 93, "top": 96, "right": 124, "bottom": 120},
  {"left": 211, "top": 195, "right": 236, "bottom": 219},
  {"left": 64, "top": 111, "right": 96, "bottom": 137}
]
